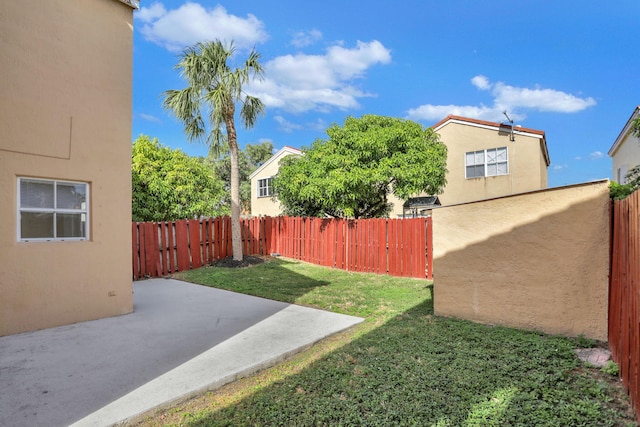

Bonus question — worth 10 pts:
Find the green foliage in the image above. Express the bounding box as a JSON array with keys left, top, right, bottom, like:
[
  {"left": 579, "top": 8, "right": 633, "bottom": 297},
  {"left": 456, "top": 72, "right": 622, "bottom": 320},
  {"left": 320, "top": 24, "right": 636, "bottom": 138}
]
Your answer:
[
  {"left": 209, "top": 140, "right": 274, "bottom": 212},
  {"left": 610, "top": 166, "right": 640, "bottom": 200},
  {"left": 273, "top": 115, "right": 448, "bottom": 219},
  {"left": 601, "top": 360, "right": 620, "bottom": 376},
  {"left": 131, "top": 135, "right": 227, "bottom": 222}
]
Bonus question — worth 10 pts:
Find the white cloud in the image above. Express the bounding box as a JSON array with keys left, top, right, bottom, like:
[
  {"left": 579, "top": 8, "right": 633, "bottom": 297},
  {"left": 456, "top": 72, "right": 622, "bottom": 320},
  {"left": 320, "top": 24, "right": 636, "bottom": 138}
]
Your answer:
[
  {"left": 291, "top": 29, "right": 322, "bottom": 48},
  {"left": 407, "top": 75, "right": 596, "bottom": 123},
  {"left": 589, "top": 151, "right": 604, "bottom": 160},
  {"left": 137, "top": 3, "right": 166, "bottom": 23},
  {"left": 471, "top": 75, "right": 491, "bottom": 90},
  {"left": 248, "top": 40, "right": 391, "bottom": 113},
  {"left": 552, "top": 163, "right": 569, "bottom": 172},
  {"left": 274, "top": 115, "right": 303, "bottom": 133},
  {"left": 138, "top": 112, "right": 162, "bottom": 123},
  {"left": 137, "top": 2, "right": 267, "bottom": 52}
]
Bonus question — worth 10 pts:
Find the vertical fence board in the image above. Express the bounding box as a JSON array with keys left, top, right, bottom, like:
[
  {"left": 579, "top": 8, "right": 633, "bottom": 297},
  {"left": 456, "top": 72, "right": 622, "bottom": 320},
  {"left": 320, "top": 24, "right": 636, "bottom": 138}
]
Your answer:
[
  {"left": 132, "top": 223, "right": 140, "bottom": 279},
  {"left": 132, "top": 215, "right": 433, "bottom": 282},
  {"left": 175, "top": 220, "right": 190, "bottom": 271},
  {"left": 188, "top": 219, "right": 202, "bottom": 268},
  {"left": 609, "top": 190, "right": 640, "bottom": 424}
]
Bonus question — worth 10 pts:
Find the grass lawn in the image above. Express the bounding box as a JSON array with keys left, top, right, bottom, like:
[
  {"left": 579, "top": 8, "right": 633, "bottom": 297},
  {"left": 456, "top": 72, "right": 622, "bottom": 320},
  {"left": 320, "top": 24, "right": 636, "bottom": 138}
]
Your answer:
[{"left": 137, "top": 257, "right": 635, "bottom": 427}]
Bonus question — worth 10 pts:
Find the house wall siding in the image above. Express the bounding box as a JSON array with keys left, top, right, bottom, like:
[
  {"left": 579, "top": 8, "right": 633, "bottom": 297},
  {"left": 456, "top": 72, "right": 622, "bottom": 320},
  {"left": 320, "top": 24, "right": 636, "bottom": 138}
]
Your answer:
[
  {"left": 387, "top": 121, "right": 548, "bottom": 217},
  {"left": 432, "top": 180, "right": 610, "bottom": 340},
  {"left": 435, "top": 122, "right": 547, "bottom": 206},
  {"left": 611, "top": 133, "right": 640, "bottom": 183},
  {"left": 250, "top": 150, "right": 299, "bottom": 216},
  {"left": 0, "top": 0, "right": 133, "bottom": 336}
]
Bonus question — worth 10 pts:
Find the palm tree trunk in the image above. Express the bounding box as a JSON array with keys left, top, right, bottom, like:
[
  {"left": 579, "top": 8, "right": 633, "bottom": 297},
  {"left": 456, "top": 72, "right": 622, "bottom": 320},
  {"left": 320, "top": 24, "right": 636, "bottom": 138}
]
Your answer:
[{"left": 225, "top": 111, "right": 243, "bottom": 261}]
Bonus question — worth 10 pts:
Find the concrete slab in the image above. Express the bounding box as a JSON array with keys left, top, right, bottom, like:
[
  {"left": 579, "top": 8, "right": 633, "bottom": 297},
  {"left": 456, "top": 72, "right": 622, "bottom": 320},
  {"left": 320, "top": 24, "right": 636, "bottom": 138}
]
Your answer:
[
  {"left": 0, "top": 279, "right": 363, "bottom": 427},
  {"left": 575, "top": 347, "right": 612, "bottom": 368}
]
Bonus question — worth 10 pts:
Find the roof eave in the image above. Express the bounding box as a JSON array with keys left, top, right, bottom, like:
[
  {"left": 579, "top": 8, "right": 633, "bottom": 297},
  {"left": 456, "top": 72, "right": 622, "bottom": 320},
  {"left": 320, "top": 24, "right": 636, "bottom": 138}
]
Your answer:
[{"left": 608, "top": 106, "right": 640, "bottom": 157}]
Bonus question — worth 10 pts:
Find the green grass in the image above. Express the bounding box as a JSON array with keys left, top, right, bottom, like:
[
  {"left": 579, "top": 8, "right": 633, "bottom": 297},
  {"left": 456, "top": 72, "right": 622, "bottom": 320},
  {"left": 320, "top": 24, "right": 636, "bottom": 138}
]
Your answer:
[{"left": 142, "top": 258, "right": 635, "bottom": 427}]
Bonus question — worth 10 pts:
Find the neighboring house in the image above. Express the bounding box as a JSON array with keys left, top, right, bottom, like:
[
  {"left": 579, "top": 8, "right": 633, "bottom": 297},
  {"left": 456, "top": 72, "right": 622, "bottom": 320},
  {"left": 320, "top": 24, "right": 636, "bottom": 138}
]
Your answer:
[
  {"left": 389, "top": 115, "right": 550, "bottom": 216},
  {"left": 249, "top": 146, "right": 302, "bottom": 216},
  {"left": 608, "top": 106, "right": 640, "bottom": 183},
  {"left": 250, "top": 115, "right": 550, "bottom": 217},
  {"left": 0, "top": 0, "right": 136, "bottom": 336}
]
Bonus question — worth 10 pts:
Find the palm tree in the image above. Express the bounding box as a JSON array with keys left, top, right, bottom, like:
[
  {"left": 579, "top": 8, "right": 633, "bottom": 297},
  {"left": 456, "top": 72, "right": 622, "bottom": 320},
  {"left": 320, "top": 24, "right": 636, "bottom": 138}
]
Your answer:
[{"left": 163, "top": 40, "right": 265, "bottom": 261}]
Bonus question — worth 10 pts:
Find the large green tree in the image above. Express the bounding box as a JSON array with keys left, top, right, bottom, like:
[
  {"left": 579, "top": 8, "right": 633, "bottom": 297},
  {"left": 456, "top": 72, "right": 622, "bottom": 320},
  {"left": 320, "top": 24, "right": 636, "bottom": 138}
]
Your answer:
[
  {"left": 273, "top": 115, "right": 447, "bottom": 218},
  {"left": 132, "top": 135, "right": 227, "bottom": 221},
  {"left": 163, "top": 40, "right": 264, "bottom": 261}
]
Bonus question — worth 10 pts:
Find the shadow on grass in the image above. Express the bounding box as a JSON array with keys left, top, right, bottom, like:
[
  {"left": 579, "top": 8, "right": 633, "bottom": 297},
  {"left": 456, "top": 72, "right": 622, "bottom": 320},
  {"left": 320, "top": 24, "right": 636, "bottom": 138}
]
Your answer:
[
  {"left": 175, "top": 258, "right": 331, "bottom": 304},
  {"left": 181, "top": 298, "right": 633, "bottom": 427}
]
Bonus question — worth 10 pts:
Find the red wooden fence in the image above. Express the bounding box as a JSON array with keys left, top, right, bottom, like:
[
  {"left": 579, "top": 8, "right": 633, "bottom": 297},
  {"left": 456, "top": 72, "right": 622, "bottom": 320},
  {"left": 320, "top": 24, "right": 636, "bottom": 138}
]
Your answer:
[
  {"left": 609, "top": 190, "right": 640, "bottom": 422},
  {"left": 132, "top": 216, "right": 432, "bottom": 280}
]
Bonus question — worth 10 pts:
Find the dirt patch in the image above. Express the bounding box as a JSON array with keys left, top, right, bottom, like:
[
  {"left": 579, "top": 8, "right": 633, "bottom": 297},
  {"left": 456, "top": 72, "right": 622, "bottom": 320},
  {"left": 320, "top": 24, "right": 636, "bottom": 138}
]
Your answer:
[{"left": 209, "top": 255, "right": 273, "bottom": 269}]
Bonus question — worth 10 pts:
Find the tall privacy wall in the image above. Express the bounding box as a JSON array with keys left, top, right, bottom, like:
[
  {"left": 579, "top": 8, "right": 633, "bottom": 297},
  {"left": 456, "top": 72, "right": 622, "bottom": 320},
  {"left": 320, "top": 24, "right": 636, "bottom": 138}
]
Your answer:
[{"left": 432, "top": 180, "right": 610, "bottom": 340}]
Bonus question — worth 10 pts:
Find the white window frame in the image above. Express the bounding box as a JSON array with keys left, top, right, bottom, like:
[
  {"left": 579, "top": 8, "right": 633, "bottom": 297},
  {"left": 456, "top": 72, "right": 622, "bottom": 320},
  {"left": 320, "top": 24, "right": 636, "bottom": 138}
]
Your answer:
[
  {"left": 257, "top": 177, "right": 273, "bottom": 198},
  {"left": 17, "top": 177, "right": 90, "bottom": 242},
  {"left": 618, "top": 165, "right": 628, "bottom": 184},
  {"left": 465, "top": 147, "right": 509, "bottom": 179}
]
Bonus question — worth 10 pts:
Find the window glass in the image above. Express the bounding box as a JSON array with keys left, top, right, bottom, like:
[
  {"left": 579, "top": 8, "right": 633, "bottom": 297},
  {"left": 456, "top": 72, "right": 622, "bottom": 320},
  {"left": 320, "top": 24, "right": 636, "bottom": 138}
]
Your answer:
[
  {"left": 21, "top": 212, "right": 55, "bottom": 239},
  {"left": 57, "top": 183, "right": 86, "bottom": 209},
  {"left": 18, "top": 178, "right": 89, "bottom": 241},
  {"left": 20, "top": 180, "right": 54, "bottom": 209},
  {"left": 465, "top": 147, "right": 508, "bottom": 178},
  {"left": 258, "top": 177, "right": 272, "bottom": 197},
  {"left": 57, "top": 213, "right": 86, "bottom": 238}
]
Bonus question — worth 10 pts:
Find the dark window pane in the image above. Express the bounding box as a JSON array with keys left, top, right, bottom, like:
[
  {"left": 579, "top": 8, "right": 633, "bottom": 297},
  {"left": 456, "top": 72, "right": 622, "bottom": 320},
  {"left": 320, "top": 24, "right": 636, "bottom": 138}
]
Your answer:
[
  {"left": 21, "top": 212, "right": 54, "bottom": 239},
  {"left": 57, "top": 213, "right": 86, "bottom": 238}
]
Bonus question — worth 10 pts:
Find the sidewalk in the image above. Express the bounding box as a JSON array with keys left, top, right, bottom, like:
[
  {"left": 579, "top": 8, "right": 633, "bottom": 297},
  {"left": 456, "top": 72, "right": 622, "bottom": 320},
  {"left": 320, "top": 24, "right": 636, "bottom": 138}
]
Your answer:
[{"left": 0, "top": 279, "right": 364, "bottom": 427}]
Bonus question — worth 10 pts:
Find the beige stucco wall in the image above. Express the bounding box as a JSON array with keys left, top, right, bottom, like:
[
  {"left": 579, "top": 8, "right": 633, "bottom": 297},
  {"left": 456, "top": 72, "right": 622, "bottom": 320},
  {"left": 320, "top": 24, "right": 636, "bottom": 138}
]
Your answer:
[
  {"left": 250, "top": 149, "right": 300, "bottom": 216},
  {"left": 432, "top": 180, "right": 610, "bottom": 340},
  {"left": 436, "top": 122, "right": 548, "bottom": 206},
  {"left": 389, "top": 121, "right": 548, "bottom": 216},
  {"left": 611, "top": 133, "right": 640, "bottom": 183},
  {"left": 0, "top": 0, "right": 134, "bottom": 336}
]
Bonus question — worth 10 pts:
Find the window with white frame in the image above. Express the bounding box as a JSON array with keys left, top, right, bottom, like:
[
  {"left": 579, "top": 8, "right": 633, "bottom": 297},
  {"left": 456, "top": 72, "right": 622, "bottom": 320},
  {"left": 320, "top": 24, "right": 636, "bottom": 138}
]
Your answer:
[
  {"left": 257, "top": 177, "right": 273, "bottom": 197},
  {"left": 617, "top": 165, "right": 628, "bottom": 184},
  {"left": 18, "top": 178, "right": 89, "bottom": 241},
  {"left": 465, "top": 147, "right": 508, "bottom": 178}
]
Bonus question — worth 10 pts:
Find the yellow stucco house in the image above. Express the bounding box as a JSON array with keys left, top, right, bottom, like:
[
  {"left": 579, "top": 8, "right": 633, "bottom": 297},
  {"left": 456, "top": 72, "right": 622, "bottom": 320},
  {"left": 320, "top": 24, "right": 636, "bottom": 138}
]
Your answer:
[
  {"left": 251, "top": 115, "right": 550, "bottom": 217},
  {"left": 249, "top": 146, "right": 302, "bottom": 216},
  {"left": 0, "top": 0, "right": 137, "bottom": 336},
  {"left": 608, "top": 106, "right": 640, "bottom": 183}
]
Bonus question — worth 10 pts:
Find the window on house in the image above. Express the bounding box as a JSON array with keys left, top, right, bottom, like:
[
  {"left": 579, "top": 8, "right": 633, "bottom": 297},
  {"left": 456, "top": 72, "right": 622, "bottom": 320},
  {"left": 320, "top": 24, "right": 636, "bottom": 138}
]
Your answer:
[
  {"left": 18, "top": 178, "right": 89, "bottom": 241},
  {"left": 618, "top": 165, "right": 628, "bottom": 184},
  {"left": 257, "top": 177, "right": 273, "bottom": 197},
  {"left": 465, "top": 147, "right": 508, "bottom": 178}
]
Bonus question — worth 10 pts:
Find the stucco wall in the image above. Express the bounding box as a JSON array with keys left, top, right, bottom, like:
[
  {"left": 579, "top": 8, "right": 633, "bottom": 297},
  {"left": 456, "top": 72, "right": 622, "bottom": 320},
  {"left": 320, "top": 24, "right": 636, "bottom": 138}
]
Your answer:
[
  {"left": 0, "top": 0, "right": 134, "bottom": 336},
  {"left": 388, "top": 121, "right": 548, "bottom": 217},
  {"left": 436, "top": 121, "right": 547, "bottom": 206},
  {"left": 432, "top": 180, "right": 610, "bottom": 340},
  {"left": 611, "top": 133, "right": 640, "bottom": 183},
  {"left": 250, "top": 149, "right": 300, "bottom": 216}
]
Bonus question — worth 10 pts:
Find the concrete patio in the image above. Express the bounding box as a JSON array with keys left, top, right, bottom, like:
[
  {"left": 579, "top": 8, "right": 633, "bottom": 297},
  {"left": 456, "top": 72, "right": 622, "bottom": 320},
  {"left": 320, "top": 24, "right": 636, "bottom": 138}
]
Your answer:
[{"left": 0, "top": 278, "right": 363, "bottom": 427}]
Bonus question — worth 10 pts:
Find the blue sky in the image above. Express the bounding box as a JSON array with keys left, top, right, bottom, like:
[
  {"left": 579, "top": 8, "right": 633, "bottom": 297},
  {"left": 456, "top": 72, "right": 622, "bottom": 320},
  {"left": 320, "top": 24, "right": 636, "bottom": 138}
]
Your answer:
[{"left": 132, "top": 0, "right": 639, "bottom": 187}]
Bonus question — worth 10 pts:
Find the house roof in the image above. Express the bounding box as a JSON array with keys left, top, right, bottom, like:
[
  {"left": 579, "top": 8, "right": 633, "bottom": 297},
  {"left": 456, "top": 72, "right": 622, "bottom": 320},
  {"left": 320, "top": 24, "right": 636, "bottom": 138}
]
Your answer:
[
  {"left": 608, "top": 106, "right": 640, "bottom": 157},
  {"left": 432, "top": 115, "right": 551, "bottom": 166},
  {"left": 403, "top": 196, "right": 441, "bottom": 208},
  {"left": 115, "top": 0, "right": 140, "bottom": 8},
  {"left": 249, "top": 146, "right": 303, "bottom": 180}
]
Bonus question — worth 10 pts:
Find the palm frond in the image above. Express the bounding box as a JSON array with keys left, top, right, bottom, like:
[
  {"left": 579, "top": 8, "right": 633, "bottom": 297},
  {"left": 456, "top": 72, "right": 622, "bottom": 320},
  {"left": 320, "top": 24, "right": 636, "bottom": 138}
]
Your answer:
[{"left": 241, "top": 96, "right": 265, "bottom": 128}]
